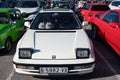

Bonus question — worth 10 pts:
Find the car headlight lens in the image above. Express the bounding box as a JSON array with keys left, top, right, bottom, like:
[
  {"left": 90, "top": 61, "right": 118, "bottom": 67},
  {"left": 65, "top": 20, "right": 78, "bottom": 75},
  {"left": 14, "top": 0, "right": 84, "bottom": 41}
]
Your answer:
[
  {"left": 19, "top": 48, "right": 33, "bottom": 59},
  {"left": 76, "top": 49, "right": 90, "bottom": 58}
]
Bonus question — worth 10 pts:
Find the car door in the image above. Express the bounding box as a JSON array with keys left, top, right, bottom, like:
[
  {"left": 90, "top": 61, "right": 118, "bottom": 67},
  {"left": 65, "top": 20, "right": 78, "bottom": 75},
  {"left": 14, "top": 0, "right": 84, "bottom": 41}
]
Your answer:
[
  {"left": 10, "top": 10, "right": 25, "bottom": 41},
  {"left": 10, "top": 10, "right": 24, "bottom": 42},
  {"left": 0, "top": 12, "right": 10, "bottom": 47},
  {"left": 101, "top": 11, "right": 120, "bottom": 53},
  {"left": 15, "top": 10, "right": 25, "bottom": 36},
  {"left": 10, "top": 11, "right": 18, "bottom": 41}
]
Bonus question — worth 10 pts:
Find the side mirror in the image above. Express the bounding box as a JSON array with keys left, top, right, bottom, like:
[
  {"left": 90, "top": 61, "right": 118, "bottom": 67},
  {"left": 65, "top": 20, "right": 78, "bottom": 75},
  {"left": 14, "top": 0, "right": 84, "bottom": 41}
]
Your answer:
[
  {"left": 82, "top": 21, "right": 89, "bottom": 27},
  {"left": 109, "top": 22, "right": 119, "bottom": 28},
  {"left": 24, "top": 21, "right": 30, "bottom": 28}
]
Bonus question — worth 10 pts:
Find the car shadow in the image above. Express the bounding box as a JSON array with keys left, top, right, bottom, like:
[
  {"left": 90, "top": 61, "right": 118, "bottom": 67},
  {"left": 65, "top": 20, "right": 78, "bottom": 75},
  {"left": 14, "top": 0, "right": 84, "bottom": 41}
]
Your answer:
[{"left": 86, "top": 30, "right": 120, "bottom": 79}]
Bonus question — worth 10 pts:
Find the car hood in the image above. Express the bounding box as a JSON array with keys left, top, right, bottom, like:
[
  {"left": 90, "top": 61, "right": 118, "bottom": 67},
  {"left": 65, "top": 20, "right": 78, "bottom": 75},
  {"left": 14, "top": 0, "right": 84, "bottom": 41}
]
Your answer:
[
  {"left": 19, "top": 30, "right": 90, "bottom": 59},
  {"left": 15, "top": 7, "right": 39, "bottom": 13}
]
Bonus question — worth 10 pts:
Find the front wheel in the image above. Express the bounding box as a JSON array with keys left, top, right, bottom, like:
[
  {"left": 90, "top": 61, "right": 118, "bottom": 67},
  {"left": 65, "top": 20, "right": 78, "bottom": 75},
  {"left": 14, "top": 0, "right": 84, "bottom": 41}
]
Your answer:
[{"left": 5, "top": 38, "right": 12, "bottom": 52}]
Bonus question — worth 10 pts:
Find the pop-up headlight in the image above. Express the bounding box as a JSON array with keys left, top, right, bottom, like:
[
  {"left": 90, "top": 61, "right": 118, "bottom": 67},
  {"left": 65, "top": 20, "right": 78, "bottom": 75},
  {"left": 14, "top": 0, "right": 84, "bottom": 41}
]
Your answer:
[
  {"left": 19, "top": 48, "right": 33, "bottom": 59},
  {"left": 76, "top": 49, "right": 90, "bottom": 59}
]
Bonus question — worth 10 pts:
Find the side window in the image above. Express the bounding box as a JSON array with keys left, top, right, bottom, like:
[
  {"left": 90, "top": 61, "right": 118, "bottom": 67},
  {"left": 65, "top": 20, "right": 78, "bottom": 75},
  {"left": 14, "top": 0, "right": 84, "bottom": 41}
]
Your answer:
[
  {"left": 0, "top": 13, "right": 9, "bottom": 24},
  {"left": 16, "top": 10, "right": 22, "bottom": 20},
  {"left": 103, "top": 12, "right": 119, "bottom": 23},
  {"left": 10, "top": 12, "right": 16, "bottom": 22}
]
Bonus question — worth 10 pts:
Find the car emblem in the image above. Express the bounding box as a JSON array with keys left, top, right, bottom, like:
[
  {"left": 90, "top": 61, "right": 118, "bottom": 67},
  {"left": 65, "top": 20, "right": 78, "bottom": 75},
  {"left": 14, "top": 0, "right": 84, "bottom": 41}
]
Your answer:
[{"left": 52, "top": 55, "right": 56, "bottom": 59}]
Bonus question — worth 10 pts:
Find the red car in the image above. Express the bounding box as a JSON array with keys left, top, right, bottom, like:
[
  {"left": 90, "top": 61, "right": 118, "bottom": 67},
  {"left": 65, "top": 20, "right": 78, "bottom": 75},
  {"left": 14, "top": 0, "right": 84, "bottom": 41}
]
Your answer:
[
  {"left": 91, "top": 10, "right": 120, "bottom": 56},
  {"left": 79, "top": 3, "right": 110, "bottom": 23}
]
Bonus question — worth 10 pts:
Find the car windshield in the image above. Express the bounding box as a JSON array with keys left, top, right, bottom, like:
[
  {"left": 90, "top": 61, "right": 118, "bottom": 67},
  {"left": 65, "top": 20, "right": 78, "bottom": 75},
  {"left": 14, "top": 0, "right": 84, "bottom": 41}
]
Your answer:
[
  {"left": 16, "top": 1, "right": 38, "bottom": 8},
  {"left": 91, "top": 5, "right": 110, "bottom": 11},
  {"left": 111, "top": 1, "right": 120, "bottom": 7},
  {"left": 0, "top": 13, "right": 9, "bottom": 24},
  {"left": 31, "top": 12, "right": 81, "bottom": 30}
]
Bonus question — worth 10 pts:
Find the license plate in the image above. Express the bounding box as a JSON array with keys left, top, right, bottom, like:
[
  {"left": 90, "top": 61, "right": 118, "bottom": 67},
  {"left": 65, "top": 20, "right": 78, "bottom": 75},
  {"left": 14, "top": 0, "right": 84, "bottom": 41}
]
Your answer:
[{"left": 39, "top": 67, "right": 68, "bottom": 74}]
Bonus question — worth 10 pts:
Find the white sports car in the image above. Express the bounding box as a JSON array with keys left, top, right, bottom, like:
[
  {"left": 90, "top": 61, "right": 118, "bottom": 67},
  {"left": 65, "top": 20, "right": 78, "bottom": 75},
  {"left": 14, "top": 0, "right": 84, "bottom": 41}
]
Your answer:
[
  {"left": 15, "top": 0, "right": 44, "bottom": 21},
  {"left": 13, "top": 8, "right": 95, "bottom": 76}
]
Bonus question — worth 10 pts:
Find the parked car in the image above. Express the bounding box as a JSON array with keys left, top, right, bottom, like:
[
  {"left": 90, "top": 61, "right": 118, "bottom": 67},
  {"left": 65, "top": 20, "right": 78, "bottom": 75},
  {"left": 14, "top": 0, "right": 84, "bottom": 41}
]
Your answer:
[
  {"left": 91, "top": 10, "right": 120, "bottom": 56},
  {"left": 13, "top": 8, "right": 95, "bottom": 76},
  {"left": 50, "top": 1, "right": 71, "bottom": 9},
  {"left": 109, "top": 0, "right": 120, "bottom": 9},
  {"left": 79, "top": 3, "right": 110, "bottom": 23},
  {"left": 0, "top": 8, "right": 25, "bottom": 52},
  {"left": 15, "top": 0, "right": 44, "bottom": 21}
]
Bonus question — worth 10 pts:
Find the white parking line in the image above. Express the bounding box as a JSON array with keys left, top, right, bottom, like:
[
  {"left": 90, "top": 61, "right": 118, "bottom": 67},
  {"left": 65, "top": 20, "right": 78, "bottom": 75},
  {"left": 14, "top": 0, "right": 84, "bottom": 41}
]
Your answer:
[
  {"left": 6, "top": 68, "right": 15, "bottom": 80},
  {"left": 95, "top": 48, "right": 120, "bottom": 80}
]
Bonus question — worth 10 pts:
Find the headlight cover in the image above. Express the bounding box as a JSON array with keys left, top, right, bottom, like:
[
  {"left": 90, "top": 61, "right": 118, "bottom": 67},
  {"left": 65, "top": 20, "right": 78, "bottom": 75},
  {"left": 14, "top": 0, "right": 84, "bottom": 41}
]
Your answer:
[
  {"left": 76, "top": 49, "right": 90, "bottom": 59},
  {"left": 19, "top": 48, "right": 33, "bottom": 59}
]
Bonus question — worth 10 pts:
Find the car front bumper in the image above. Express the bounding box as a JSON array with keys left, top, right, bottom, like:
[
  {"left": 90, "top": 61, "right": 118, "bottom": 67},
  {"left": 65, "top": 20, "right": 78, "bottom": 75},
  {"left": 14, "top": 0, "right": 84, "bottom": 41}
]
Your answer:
[{"left": 13, "top": 59, "right": 95, "bottom": 76}]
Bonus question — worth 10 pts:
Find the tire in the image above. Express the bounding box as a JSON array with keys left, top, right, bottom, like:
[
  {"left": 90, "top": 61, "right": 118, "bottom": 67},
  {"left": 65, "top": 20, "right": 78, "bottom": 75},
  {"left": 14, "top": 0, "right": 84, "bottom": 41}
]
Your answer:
[
  {"left": 5, "top": 38, "right": 12, "bottom": 52},
  {"left": 92, "top": 25, "right": 98, "bottom": 40}
]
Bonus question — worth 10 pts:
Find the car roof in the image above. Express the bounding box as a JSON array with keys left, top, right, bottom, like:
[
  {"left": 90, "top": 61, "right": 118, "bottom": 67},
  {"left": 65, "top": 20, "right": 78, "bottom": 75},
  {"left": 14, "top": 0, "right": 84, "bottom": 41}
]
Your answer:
[
  {"left": 39, "top": 8, "right": 73, "bottom": 13},
  {"left": 84, "top": 3, "right": 108, "bottom": 7}
]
